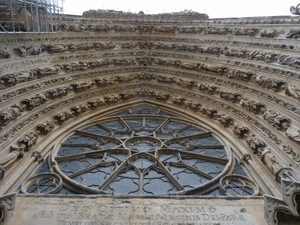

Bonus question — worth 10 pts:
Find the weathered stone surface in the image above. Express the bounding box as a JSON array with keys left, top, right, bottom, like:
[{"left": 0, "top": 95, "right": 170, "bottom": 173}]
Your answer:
[{"left": 8, "top": 196, "right": 266, "bottom": 225}]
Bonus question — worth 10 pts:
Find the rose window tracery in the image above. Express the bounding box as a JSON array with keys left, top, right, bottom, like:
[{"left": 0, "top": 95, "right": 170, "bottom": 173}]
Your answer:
[{"left": 22, "top": 105, "right": 258, "bottom": 197}]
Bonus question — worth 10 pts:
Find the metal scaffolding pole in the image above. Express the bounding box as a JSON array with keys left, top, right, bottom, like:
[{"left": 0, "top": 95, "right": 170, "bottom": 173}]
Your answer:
[{"left": 9, "top": 0, "right": 15, "bottom": 32}]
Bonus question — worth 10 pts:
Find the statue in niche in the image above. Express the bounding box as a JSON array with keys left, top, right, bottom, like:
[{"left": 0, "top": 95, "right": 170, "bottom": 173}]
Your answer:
[
  {"left": 261, "top": 147, "right": 283, "bottom": 176},
  {"left": 290, "top": 4, "right": 300, "bottom": 15}
]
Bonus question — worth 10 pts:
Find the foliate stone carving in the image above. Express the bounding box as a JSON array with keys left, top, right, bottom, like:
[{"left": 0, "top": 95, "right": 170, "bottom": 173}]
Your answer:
[
  {"left": 15, "top": 45, "right": 44, "bottom": 57},
  {"left": 113, "top": 58, "right": 135, "bottom": 66},
  {"left": 0, "top": 104, "right": 23, "bottom": 128},
  {"left": 218, "top": 89, "right": 241, "bottom": 103},
  {"left": 285, "top": 84, "right": 300, "bottom": 100},
  {"left": 260, "top": 29, "right": 277, "bottom": 38},
  {"left": 104, "top": 95, "right": 121, "bottom": 104},
  {"left": 177, "top": 78, "right": 195, "bottom": 88},
  {"left": 231, "top": 123, "right": 249, "bottom": 138},
  {"left": 231, "top": 27, "right": 259, "bottom": 36},
  {"left": 154, "top": 26, "right": 176, "bottom": 33},
  {"left": 114, "top": 25, "right": 136, "bottom": 32},
  {"left": 217, "top": 114, "right": 234, "bottom": 127},
  {"left": 31, "top": 151, "right": 43, "bottom": 164},
  {"left": 200, "top": 107, "right": 217, "bottom": 119},
  {"left": 171, "top": 96, "right": 186, "bottom": 106},
  {"left": 71, "top": 81, "right": 93, "bottom": 92},
  {"left": 121, "top": 42, "right": 137, "bottom": 49},
  {"left": 21, "top": 93, "right": 48, "bottom": 110},
  {"left": 183, "top": 100, "right": 201, "bottom": 112},
  {"left": 239, "top": 97, "right": 264, "bottom": 114},
  {"left": 0, "top": 48, "right": 10, "bottom": 58},
  {"left": 137, "top": 25, "right": 154, "bottom": 33},
  {"left": 261, "top": 147, "right": 283, "bottom": 176},
  {"left": 137, "top": 57, "right": 154, "bottom": 66},
  {"left": 177, "top": 26, "right": 203, "bottom": 33},
  {"left": 46, "top": 86, "right": 69, "bottom": 99},
  {"left": 0, "top": 74, "right": 17, "bottom": 89},
  {"left": 0, "top": 193, "right": 16, "bottom": 220},
  {"left": 285, "top": 127, "right": 300, "bottom": 143},
  {"left": 226, "top": 70, "right": 254, "bottom": 81},
  {"left": 47, "top": 44, "right": 67, "bottom": 53},
  {"left": 95, "top": 78, "right": 116, "bottom": 86},
  {"left": 263, "top": 110, "right": 289, "bottom": 130},
  {"left": 198, "top": 83, "right": 217, "bottom": 95},
  {"left": 53, "top": 111, "right": 74, "bottom": 125},
  {"left": 246, "top": 134, "right": 265, "bottom": 155},
  {"left": 251, "top": 75, "right": 285, "bottom": 92},
  {"left": 286, "top": 28, "right": 300, "bottom": 39},
  {"left": 198, "top": 63, "right": 227, "bottom": 75},
  {"left": 36, "top": 121, "right": 55, "bottom": 135},
  {"left": 70, "top": 106, "right": 84, "bottom": 117}
]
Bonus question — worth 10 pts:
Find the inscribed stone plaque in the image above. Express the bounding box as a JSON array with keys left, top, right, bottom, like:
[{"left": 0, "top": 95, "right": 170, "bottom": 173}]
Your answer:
[{"left": 8, "top": 196, "right": 267, "bottom": 225}]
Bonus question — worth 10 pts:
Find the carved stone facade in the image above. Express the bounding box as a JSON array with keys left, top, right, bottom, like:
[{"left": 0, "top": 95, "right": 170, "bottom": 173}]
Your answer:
[{"left": 0, "top": 9, "right": 300, "bottom": 225}]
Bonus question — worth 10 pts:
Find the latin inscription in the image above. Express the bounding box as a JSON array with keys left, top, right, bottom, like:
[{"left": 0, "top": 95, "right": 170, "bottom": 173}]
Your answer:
[{"left": 29, "top": 204, "right": 247, "bottom": 225}]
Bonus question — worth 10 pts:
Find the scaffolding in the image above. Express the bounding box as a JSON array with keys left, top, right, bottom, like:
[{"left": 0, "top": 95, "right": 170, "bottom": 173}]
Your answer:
[{"left": 0, "top": 0, "right": 64, "bottom": 33}]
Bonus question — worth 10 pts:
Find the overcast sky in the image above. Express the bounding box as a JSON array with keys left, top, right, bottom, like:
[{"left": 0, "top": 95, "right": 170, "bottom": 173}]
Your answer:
[{"left": 63, "top": 1, "right": 299, "bottom": 18}]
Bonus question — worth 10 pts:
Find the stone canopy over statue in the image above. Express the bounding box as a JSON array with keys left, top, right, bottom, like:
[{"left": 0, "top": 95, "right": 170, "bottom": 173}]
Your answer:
[{"left": 290, "top": 4, "right": 300, "bottom": 15}]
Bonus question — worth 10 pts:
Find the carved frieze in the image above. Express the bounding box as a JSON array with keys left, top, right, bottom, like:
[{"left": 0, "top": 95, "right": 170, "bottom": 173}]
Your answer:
[
  {"left": 260, "top": 29, "right": 277, "bottom": 38},
  {"left": 0, "top": 48, "right": 10, "bottom": 58},
  {"left": 200, "top": 107, "right": 217, "bottom": 119}
]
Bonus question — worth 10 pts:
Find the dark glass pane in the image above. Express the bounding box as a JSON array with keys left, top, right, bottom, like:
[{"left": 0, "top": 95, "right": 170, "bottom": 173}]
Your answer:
[
  {"left": 101, "top": 120, "right": 126, "bottom": 131},
  {"left": 143, "top": 169, "right": 178, "bottom": 195},
  {"left": 188, "top": 136, "right": 221, "bottom": 146},
  {"left": 64, "top": 135, "right": 99, "bottom": 145},
  {"left": 104, "top": 169, "right": 139, "bottom": 195},
  {"left": 233, "top": 159, "right": 247, "bottom": 176},
  {"left": 188, "top": 148, "right": 227, "bottom": 159},
  {"left": 177, "top": 126, "right": 204, "bottom": 137}
]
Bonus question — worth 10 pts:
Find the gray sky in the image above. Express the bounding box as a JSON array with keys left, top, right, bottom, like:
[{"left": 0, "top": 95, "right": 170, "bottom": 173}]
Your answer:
[{"left": 63, "top": 1, "right": 299, "bottom": 18}]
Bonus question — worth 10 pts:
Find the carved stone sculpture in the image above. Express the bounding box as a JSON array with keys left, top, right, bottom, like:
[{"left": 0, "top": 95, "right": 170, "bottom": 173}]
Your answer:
[
  {"left": 217, "top": 114, "right": 234, "bottom": 127},
  {"left": 0, "top": 147, "right": 25, "bottom": 170},
  {"left": 261, "top": 147, "right": 283, "bottom": 176},
  {"left": 15, "top": 45, "right": 44, "bottom": 57},
  {"left": 46, "top": 86, "right": 69, "bottom": 99},
  {"left": 246, "top": 134, "right": 265, "bottom": 155},
  {"left": 251, "top": 75, "right": 285, "bottom": 92},
  {"left": 0, "top": 48, "right": 10, "bottom": 58},
  {"left": 95, "top": 78, "right": 115, "bottom": 86},
  {"left": 183, "top": 100, "right": 201, "bottom": 111},
  {"left": 47, "top": 44, "right": 67, "bottom": 53},
  {"left": 286, "top": 127, "right": 300, "bottom": 143},
  {"left": 36, "top": 121, "right": 55, "bottom": 135},
  {"left": 263, "top": 110, "right": 289, "bottom": 130},
  {"left": 53, "top": 111, "right": 74, "bottom": 125},
  {"left": 200, "top": 107, "right": 217, "bottom": 118},
  {"left": 198, "top": 83, "right": 217, "bottom": 95},
  {"left": 171, "top": 96, "right": 186, "bottom": 106},
  {"left": 239, "top": 97, "right": 264, "bottom": 114},
  {"left": 260, "top": 29, "right": 277, "bottom": 38},
  {"left": 290, "top": 4, "right": 300, "bottom": 15},
  {"left": 231, "top": 123, "right": 249, "bottom": 138},
  {"left": 218, "top": 89, "right": 241, "bottom": 103},
  {"left": 286, "top": 28, "right": 300, "bottom": 39},
  {"left": 285, "top": 84, "right": 300, "bottom": 100},
  {"left": 0, "top": 104, "right": 23, "bottom": 127},
  {"left": 0, "top": 74, "right": 17, "bottom": 88},
  {"left": 226, "top": 70, "right": 254, "bottom": 81},
  {"left": 121, "top": 42, "right": 136, "bottom": 49},
  {"left": 71, "top": 81, "right": 93, "bottom": 92},
  {"left": 21, "top": 94, "right": 48, "bottom": 110}
]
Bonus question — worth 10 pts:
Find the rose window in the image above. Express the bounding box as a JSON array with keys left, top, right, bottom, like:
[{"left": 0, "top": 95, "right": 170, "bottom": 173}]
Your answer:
[{"left": 48, "top": 106, "right": 234, "bottom": 196}]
